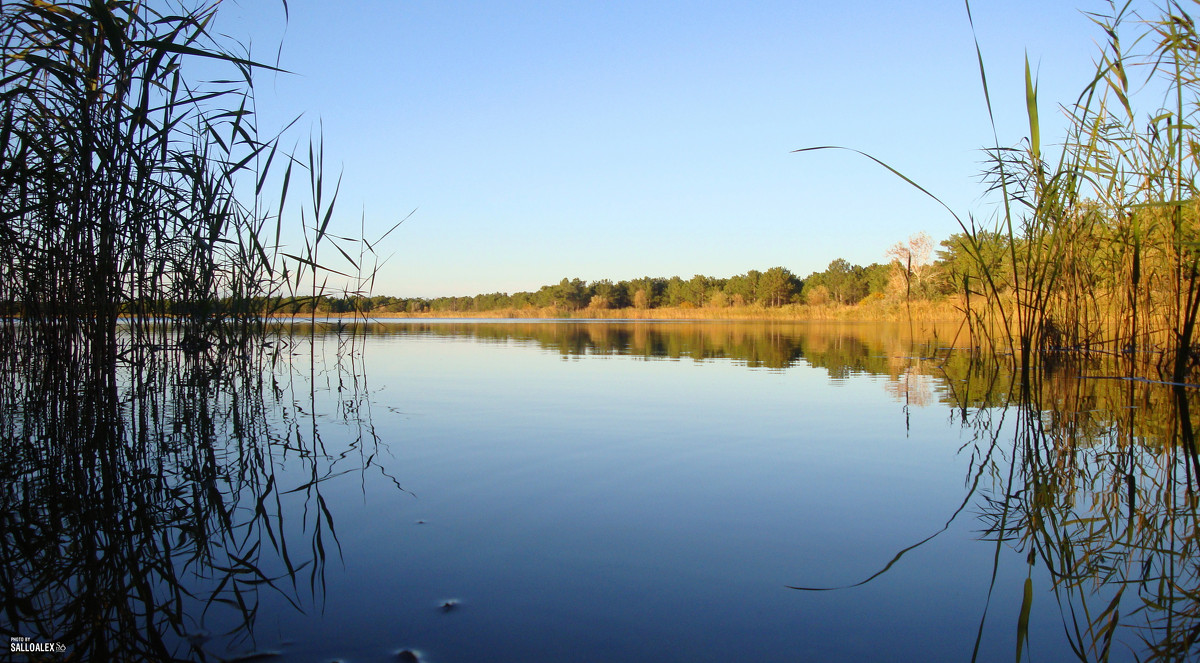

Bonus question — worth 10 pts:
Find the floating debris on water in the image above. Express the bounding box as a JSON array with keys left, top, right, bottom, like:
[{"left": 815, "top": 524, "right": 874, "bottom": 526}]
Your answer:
[{"left": 223, "top": 651, "right": 282, "bottom": 662}]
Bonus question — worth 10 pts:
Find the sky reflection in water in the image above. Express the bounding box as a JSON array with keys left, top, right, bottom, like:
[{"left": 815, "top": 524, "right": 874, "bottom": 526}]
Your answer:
[{"left": 234, "top": 321, "right": 1084, "bottom": 663}]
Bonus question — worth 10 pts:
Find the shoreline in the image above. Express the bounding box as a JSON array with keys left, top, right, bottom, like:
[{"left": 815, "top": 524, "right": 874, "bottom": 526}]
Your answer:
[{"left": 275, "top": 300, "right": 965, "bottom": 323}]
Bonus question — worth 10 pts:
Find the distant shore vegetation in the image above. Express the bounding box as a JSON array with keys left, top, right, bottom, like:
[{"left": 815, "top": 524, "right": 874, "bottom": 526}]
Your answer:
[{"left": 265, "top": 232, "right": 972, "bottom": 319}]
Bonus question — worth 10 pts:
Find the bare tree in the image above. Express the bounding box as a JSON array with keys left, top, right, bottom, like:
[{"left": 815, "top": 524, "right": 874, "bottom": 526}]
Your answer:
[{"left": 887, "top": 232, "right": 933, "bottom": 300}]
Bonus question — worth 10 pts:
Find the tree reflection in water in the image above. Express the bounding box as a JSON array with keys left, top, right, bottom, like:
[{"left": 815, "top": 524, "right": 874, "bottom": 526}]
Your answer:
[{"left": 0, "top": 324, "right": 397, "bottom": 662}]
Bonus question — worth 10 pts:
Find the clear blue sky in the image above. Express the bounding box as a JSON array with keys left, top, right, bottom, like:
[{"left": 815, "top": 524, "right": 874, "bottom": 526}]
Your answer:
[{"left": 212, "top": 1, "right": 1114, "bottom": 298}]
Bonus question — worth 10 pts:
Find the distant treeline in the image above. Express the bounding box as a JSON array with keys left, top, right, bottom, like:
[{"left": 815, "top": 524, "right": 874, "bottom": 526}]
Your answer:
[{"left": 266, "top": 232, "right": 973, "bottom": 315}]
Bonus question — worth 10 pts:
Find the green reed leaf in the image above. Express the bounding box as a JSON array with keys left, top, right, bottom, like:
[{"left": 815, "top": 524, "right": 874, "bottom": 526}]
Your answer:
[
  {"left": 1016, "top": 576, "right": 1032, "bottom": 662},
  {"left": 1025, "top": 55, "right": 1040, "bottom": 164}
]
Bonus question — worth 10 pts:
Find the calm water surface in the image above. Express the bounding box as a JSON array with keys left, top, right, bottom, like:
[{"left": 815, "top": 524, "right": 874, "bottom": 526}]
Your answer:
[
  {"left": 269, "top": 322, "right": 985, "bottom": 662},
  {"left": 4, "top": 320, "right": 1195, "bottom": 662}
]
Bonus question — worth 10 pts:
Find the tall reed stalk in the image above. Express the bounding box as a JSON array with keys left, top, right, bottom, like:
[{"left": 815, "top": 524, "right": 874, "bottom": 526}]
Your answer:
[
  {"left": 0, "top": 1, "right": 391, "bottom": 365},
  {"left": 957, "top": 1, "right": 1200, "bottom": 385}
]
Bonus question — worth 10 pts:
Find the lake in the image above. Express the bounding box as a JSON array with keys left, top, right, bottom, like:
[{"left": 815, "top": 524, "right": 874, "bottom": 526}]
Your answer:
[{"left": 2, "top": 319, "right": 1196, "bottom": 662}]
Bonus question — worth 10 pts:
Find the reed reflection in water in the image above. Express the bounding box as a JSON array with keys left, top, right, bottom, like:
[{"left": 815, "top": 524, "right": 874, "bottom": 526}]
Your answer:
[
  {"left": 0, "top": 323, "right": 400, "bottom": 662},
  {"left": 5, "top": 319, "right": 1200, "bottom": 661},
  {"left": 962, "top": 372, "right": 1200, "bottom": 662}
]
